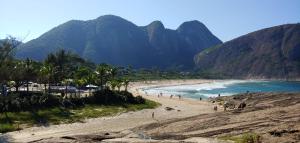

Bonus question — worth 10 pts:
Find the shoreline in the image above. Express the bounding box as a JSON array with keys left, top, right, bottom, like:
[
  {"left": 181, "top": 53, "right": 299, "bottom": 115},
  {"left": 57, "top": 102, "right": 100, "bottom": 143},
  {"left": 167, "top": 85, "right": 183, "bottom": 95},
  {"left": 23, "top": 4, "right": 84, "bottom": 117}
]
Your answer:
[
  {"left": 133, "top": 79, "right": 300, "bottom": 100},
  {"left": 2, "top": 79, "right": 299, "bottom": 142}
]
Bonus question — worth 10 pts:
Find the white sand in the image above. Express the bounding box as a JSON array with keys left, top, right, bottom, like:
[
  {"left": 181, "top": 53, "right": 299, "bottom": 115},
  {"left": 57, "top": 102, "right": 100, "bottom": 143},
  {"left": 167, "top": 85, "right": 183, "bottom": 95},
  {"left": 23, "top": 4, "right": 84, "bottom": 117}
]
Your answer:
[{"left": 3, "top": 79, "right": 217, "bottom": 143}]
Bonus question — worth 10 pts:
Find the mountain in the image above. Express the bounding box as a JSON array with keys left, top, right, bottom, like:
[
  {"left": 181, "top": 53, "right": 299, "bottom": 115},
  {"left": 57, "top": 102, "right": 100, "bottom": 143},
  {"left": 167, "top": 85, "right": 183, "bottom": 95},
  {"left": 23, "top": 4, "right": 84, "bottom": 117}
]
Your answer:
[
  {"left": 194, "top": 24, "right": 300, "bottom": 79},
  {"left": 16, "top": 15, "right": 221, "bottom": 69}
]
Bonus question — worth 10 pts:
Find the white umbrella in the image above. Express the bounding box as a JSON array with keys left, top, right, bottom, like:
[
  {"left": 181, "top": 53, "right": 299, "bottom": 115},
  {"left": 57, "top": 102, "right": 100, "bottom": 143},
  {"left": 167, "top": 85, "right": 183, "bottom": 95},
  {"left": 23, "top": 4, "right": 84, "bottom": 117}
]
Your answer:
[{"left": 86, "top": 84, "right": 98, "bottom": 88}]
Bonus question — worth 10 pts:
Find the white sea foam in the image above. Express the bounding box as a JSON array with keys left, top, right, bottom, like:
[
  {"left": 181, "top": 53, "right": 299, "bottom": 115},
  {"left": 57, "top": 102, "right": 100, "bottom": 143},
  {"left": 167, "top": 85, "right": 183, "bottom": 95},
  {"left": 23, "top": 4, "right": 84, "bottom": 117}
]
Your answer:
[{"left": 143, "top": 80, "right": 266, "bottom": 98}]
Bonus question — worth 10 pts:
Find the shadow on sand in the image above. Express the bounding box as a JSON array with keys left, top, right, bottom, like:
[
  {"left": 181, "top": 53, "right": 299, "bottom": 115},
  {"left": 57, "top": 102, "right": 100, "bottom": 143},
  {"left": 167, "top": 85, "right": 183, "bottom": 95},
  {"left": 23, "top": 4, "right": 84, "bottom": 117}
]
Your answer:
[{"left": 0, "top": 134, "right": 12, "bottom": 143}]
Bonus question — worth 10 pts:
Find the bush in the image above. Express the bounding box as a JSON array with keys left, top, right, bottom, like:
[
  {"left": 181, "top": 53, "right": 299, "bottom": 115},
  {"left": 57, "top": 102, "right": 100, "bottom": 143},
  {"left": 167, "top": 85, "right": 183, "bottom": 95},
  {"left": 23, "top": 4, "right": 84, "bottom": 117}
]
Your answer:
[
  {"left": 89, "top": 89, "right": 146, "bottom": 105},
  {"left": 0, "top": 89, "right": 147, "bottom": 113},
  {"left": 219, "top": 133, "right": 261, "bottom": 143},
  {"left": 0, "top": 92, "right": 60, "bottom": 112}
]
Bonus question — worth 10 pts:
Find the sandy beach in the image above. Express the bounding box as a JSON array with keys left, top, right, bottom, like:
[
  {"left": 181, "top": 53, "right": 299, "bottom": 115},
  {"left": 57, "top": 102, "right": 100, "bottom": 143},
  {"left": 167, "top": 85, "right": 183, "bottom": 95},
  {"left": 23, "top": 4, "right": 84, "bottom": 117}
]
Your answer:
[
  {"left": 2, "top": 79, "right": 299, "bottom": 143},
  {"left": 1, "top": 79, "right": 219, "bottom": 143}
]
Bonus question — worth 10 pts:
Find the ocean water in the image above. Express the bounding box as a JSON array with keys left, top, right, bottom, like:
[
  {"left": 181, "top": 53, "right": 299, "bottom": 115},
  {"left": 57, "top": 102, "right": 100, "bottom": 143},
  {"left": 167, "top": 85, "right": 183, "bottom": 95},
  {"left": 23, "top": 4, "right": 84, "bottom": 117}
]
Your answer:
[{"left": 142, "top": 80, "right": 300, "bottom": 99}]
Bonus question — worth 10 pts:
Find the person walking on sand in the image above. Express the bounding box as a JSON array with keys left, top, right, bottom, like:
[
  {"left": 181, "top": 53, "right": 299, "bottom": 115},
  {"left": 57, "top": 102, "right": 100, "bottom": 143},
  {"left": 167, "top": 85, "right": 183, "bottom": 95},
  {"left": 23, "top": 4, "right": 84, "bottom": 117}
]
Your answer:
[
  {"left": 214, "top": 106, "right": 218, "bottom": 111},
  {"left": 152, "top": 112, "right": 155, "bottom": 118}
]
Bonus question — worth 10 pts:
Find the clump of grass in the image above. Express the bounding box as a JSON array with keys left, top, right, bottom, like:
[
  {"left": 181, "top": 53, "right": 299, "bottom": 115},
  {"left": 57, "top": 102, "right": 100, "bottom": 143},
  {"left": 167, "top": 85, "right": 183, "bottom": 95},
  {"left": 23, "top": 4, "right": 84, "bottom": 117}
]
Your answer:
[
  {"left": 125, "top": 99, "right": 161, "bottom": 111},
  {"left": 0, "top": 99, "right": 160, "bottom": 133},
  {"left": 219, "top": 133, "right": 261, "bottom": 143},
  {"left": 0, "top": 123, "right": 16, "bottom": 133}
]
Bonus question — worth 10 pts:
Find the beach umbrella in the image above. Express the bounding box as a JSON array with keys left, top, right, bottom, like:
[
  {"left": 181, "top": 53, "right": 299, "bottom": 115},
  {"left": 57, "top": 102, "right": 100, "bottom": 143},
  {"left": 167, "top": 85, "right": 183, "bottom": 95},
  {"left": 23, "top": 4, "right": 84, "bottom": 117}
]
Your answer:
[{"left": 86, "top": 84, "right": 98, "bottom": 88}]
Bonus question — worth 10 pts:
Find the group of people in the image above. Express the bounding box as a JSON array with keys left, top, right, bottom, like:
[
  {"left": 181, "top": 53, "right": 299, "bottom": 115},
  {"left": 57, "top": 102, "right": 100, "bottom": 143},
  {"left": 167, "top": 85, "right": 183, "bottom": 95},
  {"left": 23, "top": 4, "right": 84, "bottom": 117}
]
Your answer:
[{"left": 169, "top": 94, "right": 181, "bottom": 99}]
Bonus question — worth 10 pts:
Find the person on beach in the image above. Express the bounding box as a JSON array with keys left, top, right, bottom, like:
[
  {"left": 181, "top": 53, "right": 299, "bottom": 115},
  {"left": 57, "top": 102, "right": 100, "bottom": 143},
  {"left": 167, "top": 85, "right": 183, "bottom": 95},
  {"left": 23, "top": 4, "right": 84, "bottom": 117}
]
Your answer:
[
  {"left": 199, "top": 97, "right": 202, "bottom": 101},
  {"left": 170, "top": 95, "right": 173, "bottom": 99},
  {"left": 224, "top": 101, "right": 228, "bottom": 111},
  {"left": 152, "top": 112, "right": 155, "bottom": 118},
  {"left": 214, "top": 106, "right": 218, "bottom": 111},
  {"left": 218, "top": 93, "right": 221, "bottom": 97}
]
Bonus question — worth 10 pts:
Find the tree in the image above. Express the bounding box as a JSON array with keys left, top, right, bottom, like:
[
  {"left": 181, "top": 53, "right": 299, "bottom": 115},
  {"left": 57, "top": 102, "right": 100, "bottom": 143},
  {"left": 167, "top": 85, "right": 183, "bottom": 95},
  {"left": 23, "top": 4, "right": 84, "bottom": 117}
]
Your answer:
[
  {"left": 116, "top": 79, "right": 122, "bottom": 92},
  {"left": 24, "top": 58, "right": 39, "bottom": 93},
  {"left": 10, "top": 61, "right": 25, "bottom": 92},
  {"left": 40, "top": 63, "right": 55, "bottom": 94},
  {"left": 107, "top": 80, "right": 117, "bottom": 91},
  {"left": 96, "top": 64, "right": 111, "bottom": 90},
  {"left": 0, "top": 37, "right": 20, "bottom": 96},
  {"left": 123, "top": 77, "right": 130, "bottom": 92},
  {"left": 45, "top": 49, "right": 87, "bottom": 86}
]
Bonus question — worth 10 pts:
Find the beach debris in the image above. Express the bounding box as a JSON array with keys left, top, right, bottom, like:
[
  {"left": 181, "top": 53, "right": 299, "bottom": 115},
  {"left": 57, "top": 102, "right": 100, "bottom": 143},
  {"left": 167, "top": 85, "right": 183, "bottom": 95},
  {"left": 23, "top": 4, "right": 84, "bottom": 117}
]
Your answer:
[
  {"left": 170, "top": 94, "right": 173, "bottom": 99},
  {"left": 223, "top": 101, "right": 228, "bottom": 111},
  {"left": 269, "top": 129, "right": 299, "bottom": 137},
  {"left": 238, "top": 102, "right": 247, "bottom": 109},
  {"left": 152, "top": 112, "right": 155, "bottom": 118},
  {"left": 165, "top": 107, "right": 175, "bottom": 111},
  {"left": 224, "top": 101, "right": 236, "bottom": 109}
]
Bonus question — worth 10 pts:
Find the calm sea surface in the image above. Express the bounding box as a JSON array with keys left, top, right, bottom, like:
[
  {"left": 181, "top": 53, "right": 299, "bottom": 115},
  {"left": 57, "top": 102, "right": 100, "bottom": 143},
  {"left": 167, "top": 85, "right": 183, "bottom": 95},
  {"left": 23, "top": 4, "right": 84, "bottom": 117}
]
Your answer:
[{"left": 142, "top": 80, "right": 300, "bottom": 99}]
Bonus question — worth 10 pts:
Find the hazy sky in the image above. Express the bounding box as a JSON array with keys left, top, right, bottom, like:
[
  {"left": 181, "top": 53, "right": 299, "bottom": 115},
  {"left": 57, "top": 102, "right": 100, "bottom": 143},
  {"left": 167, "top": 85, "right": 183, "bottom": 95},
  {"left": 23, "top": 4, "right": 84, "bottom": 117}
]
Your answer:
[{"left": 1, "top": 0, "right": 299, "bottom": 42}]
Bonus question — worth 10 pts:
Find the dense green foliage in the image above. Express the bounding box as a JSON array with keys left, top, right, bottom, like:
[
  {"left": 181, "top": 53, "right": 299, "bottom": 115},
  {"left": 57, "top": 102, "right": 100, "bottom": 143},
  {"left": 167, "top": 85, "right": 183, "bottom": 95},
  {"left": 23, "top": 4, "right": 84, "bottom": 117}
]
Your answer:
[{"left": 16, "top": 15, "right": 222, "bottom": 69}]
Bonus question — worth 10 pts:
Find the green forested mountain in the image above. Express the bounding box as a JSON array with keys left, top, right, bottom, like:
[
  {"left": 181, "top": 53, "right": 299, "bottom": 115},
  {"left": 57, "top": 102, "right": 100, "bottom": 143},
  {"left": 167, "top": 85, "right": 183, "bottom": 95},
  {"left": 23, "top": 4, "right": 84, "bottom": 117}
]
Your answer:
[
  {"left": 16, "top": 15, "right": 221, "bottom": 69},
  {"left": 194, "top": 24, "right": 300, "bottom": 79}
]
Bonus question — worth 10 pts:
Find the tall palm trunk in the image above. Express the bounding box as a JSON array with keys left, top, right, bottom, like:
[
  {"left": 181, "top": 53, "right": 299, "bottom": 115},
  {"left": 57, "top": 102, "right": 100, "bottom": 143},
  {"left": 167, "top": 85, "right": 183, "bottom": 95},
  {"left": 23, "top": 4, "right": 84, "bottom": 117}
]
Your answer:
[
  {"left": 44, "top": 83, "right": 47, "bottom": 93},
  {"left": 48, "top": 80, "right": 51, "bottom": 94},
  {"left": 26, "top": 80, "right": 29, "bottom": 93}
]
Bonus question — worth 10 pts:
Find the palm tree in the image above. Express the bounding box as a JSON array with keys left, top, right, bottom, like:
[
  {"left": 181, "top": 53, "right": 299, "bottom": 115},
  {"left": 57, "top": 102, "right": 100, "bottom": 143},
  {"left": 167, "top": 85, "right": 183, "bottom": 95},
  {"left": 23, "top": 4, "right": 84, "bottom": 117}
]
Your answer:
[
  {"left": 96, "top": 64, "right": 110, "bottom": 90},
  {"left": 110, "top": 67, "right": 118, "bottom": 80},
  {"left": 62, "top": 78, "right": 73, "bottom": 98},
  {"left": 40, "top": 63, "right": 54, "bottom": 94},
  {"left": 24, "top": 58, "right": 38, "bottom": 93},
  {"left": 116, "top": 79, "right": 122, "bottom": 92},
  {"left": 107, "top": 80, "right": 118, "bottom": 91},
  {"left": 74, "top": 78, "right": 85, "bottom": 98},
  {"left": 123, "top": 78, "right": 130, "bottom": 92}
]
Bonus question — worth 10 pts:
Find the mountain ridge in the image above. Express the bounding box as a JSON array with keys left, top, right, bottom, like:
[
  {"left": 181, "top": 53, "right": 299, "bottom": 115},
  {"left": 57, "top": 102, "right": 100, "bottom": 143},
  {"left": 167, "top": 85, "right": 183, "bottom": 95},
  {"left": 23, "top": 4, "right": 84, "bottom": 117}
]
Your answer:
[
  {"left": 194, "top": 23, "right": 300, "bottom": 79},
  {"left": 16, "top": 15, "right": 222, "bottom": 69}
]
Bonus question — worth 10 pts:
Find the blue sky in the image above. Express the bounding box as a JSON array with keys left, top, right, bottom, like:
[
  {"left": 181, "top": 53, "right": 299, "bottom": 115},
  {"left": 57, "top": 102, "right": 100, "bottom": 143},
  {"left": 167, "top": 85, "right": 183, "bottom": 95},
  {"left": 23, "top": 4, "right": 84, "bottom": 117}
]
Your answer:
[{"left": 0, "top": 0, "right": 299, "bottom": 42}]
